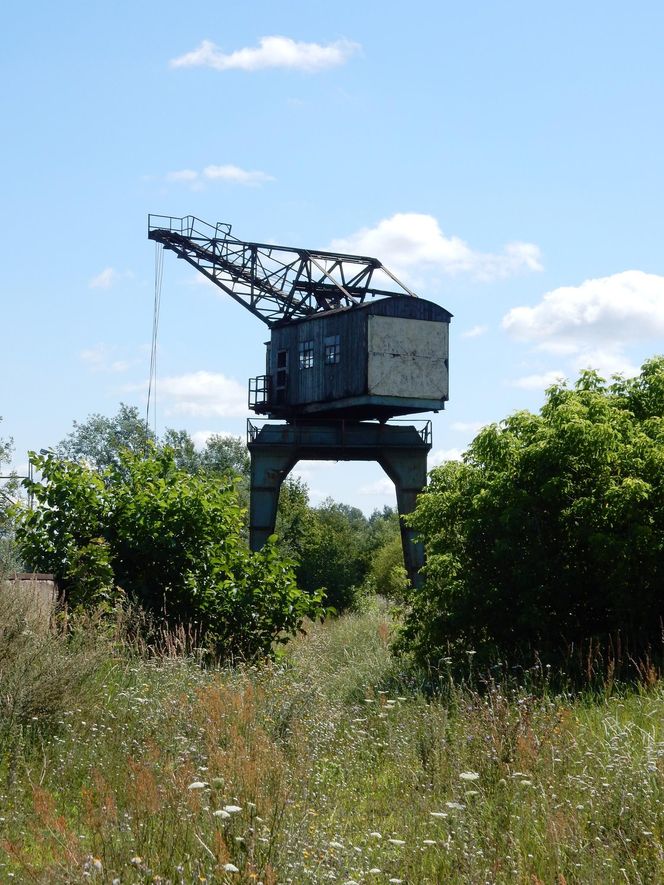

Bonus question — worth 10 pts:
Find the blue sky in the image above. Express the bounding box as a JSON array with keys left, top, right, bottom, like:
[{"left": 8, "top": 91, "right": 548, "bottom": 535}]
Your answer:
[{"left": 2, "top": 1, "right": 664, "bottom": 511}]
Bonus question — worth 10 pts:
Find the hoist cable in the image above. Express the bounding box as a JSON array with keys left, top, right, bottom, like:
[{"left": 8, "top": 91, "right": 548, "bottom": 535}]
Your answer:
[{"left": 146, "top": 243, "right": 164, "bottom": 444}]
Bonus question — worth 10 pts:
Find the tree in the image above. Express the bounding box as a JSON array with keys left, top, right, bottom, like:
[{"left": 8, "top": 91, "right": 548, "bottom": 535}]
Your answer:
[
  {"left": 399, "top": 357, "right": 664, "bottom": 672},
  {"left": 57, "top": 406, "right": 251, "bottom": 482},
  {"left": 15, "top": 448, "right": 322, "bottom": 660},
  {"left": 295, "top": 499, "right": 373, "bottom": 611},
  {"left": 57, "top": 404, "right": 155, "bottom": 470},
  {"left": 201, "top": 433, "right": 250, "bottom": 477}
]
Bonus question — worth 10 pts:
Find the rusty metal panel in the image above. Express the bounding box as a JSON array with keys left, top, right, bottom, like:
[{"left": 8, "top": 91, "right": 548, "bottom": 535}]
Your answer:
[{"left": 367, "top": 316, "right": 448, "bottom": 399}]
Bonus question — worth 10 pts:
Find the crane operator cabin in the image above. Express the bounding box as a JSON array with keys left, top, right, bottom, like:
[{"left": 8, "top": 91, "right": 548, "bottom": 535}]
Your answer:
[{"left": 147, "top": 215, "right": 451, "bottom": 422}]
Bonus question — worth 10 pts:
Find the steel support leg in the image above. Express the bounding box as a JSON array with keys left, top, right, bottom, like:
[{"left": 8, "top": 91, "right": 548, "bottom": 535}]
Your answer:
[
  {"left": 247, "top": 421, "right": 431, "bottom": 586},
  {"left": 378, "top": 450, "right": 429, "bottom": 588},
  {"left": 248, "top": 446, "right": 297, "bottom": 552}
]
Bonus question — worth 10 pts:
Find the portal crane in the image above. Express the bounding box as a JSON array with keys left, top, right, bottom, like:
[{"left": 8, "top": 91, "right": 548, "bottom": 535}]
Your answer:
[{"left": 148, "top": 214, "right": 452, "bottom": 587}]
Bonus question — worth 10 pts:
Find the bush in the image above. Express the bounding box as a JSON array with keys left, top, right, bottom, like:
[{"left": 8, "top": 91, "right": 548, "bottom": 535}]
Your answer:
[
  {"left": 399, "top": 357, "right": 664, "bottom": 673},
  {"left": 15, "top": 448, "right": 322, "bottom": 660}
]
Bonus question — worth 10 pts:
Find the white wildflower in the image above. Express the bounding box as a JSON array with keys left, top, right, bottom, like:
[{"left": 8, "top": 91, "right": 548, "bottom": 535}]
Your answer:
[
  {"left": 213, "top": 809, "right": 231, "bottom": 819},
  {"left": 459, "top": 771, "right": 479, "bottom": 781},
  {"left": 223, "top": 863, "right": 239, "bottom": 873},
  {"left": 223, "top": 804, "right": 242, "bottom": 814},
  {"left": 188, "top": 781, "right": 208, "bottom": 790}
]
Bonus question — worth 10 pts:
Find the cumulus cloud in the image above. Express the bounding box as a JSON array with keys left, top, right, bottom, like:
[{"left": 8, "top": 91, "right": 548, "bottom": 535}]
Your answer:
[
  {"left": 170, "top": 36, "right": 360, "bottom": 73},
  {"left": 152, "top": 371, "right": 247, "bottom": 418},
  {"left": 330, "top": 213, "right": 542, "bottom": 282},
  {"left": 166, "top": 163, "right": 274, "bottom": 188},
  {"left": 503, "top": 270, "right": 664, "bottom": 346},
  {"left": 503, "top": 270, "right": 664, "bottom": 381}
]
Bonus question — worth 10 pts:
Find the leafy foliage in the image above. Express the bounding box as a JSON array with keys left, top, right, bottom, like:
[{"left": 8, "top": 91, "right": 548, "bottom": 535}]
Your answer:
[
  {"left": 15, "top": 448, "right": 322, "bottom": 659},
  {"left": 56, "top": 403, "right": 155, "bottom": 470},
  {"left": 286, "top": 496, "right": 402, "bottom": 611},
  {"left": 58, "top": 404, "right": 250, "bottom": 480},
  {"left": 400, "top": 357, "right": 664, "bottom": 671}
]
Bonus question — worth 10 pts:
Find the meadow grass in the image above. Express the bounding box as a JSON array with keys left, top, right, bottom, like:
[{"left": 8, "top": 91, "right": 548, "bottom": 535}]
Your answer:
[{"left": 1, "top": 599, "right": 664, "bottom": 883}]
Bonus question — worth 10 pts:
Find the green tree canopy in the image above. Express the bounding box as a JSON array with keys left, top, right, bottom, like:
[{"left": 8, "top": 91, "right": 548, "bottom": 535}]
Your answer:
[
  {"left": 57, "top": 405, "right": 250, "bottom": 481},
  {"left": 400, "top": 357, "right": 664, "bottom": 672}
]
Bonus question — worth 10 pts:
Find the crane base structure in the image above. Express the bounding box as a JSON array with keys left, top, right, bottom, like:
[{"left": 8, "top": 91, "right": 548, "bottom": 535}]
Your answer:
[{"left": 247, "top": 420, "right": 432, "bottom": 587}]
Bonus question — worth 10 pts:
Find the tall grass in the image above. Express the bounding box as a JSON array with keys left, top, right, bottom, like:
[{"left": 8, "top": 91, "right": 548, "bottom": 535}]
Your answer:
[{"left": 1, "top": 601, "right": 664, "bottom": 882}]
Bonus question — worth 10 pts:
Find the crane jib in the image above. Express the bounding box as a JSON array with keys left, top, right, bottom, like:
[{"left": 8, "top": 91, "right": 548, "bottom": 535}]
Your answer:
[{"left": 147, "top": 214, "right": 417, "bottom": 325}]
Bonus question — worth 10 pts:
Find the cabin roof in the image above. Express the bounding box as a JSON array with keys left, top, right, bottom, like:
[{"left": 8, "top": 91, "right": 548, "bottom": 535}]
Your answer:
[{"left": 272, "top": 295, "right": 453, "bottom": 328}]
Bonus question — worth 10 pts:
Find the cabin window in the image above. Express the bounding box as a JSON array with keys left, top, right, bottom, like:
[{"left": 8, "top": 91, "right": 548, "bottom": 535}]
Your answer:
[
  {"left": 298, "top": 340, "right": 314, "bottom": 369},
  {"left": 324, "top": 334, "right": 340, "bottom": 365},
  {"left": 275, "top": 349, "right": 288, "bottom": 403}
]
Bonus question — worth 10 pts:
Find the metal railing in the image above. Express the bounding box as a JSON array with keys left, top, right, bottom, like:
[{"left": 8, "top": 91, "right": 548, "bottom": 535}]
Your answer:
[
  {"left": 248, "top": 375, "right": 271, "bottom": 411},
  {"left": 247, "top": 417, "right": 432, "bottom": 447}
]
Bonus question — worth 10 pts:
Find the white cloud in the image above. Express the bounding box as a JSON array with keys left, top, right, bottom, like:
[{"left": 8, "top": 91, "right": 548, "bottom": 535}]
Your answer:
[
  {"left": 203, "top": 164, "right": 274, "bottom": 185},
  {"left": 430, "top": 448, "right": 464, "bottom": 466},
  {"left": 461, "top": 324, "right": 489, "bottom": 338},
  {"left": 511, "top": 370, "right": 567, "bottom": 390},
  {"left": 503, "top": 270, "right": 664, "bottom": 346},
  {"left": 503, "top": 270, "right": 664, "bottom": 381},
  {"left": 165, "top": 163, "right": 274, "bottom": 188},
  {"left": 152, "top": 371, "right": 247, "bottom": 418},
  {"left": 89, "top": 267, "right": 117, "bottom": 289},
  {"left": 166, "top": 169, "right": 199, "bottom": 183},
  {"left": 89, "top": 267, "right": 133, "bottom": 289},
  {"left": 358, "top": 477, "right": 394, "bottom": 496},
  {"left": 170, "top": 36, "right": 360, "bottom": 73},
  {"left": 330, "top": 213, "right": 542, "bottom": 282},
  {"left": 190, "top": 430, "right": 243, "bottom": 450},
  {"left": 570, "top": 347, "right": 639, "bottom": 380}
]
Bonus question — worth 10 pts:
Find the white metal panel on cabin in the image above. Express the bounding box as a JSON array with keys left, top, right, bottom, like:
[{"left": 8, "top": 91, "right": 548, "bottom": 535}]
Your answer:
[{"left": 367, "top": 316, "right": 448, "bottom": 399}]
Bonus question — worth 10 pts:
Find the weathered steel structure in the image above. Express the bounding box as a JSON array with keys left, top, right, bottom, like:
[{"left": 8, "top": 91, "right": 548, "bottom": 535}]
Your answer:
[{"left": 148, "top": 215, "right": 452, "bottom": 585}]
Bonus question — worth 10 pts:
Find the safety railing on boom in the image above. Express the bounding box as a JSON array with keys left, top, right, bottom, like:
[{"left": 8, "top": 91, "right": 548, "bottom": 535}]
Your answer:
[{"left": 148, "top": 215, "right": 234, "bottom": 242}]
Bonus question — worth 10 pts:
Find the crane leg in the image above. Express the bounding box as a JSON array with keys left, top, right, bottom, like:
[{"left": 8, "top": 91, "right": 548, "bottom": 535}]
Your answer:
[
  {"left": 378, "top": 449, "right": 428, "bottom": 588},
  {"left": 248, "top": 445, "right": 297, "bottom": 552}
]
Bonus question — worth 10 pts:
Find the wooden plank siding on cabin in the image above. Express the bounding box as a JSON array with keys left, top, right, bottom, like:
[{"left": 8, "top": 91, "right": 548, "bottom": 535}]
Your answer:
[{"left": 263, "top": 297, "right": 451, "bottom": 420}]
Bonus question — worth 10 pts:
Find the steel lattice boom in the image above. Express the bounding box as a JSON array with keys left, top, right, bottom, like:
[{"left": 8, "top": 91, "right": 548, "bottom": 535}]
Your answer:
[{"left": 148, "top": 215, "right": 416, "bottom": 326}]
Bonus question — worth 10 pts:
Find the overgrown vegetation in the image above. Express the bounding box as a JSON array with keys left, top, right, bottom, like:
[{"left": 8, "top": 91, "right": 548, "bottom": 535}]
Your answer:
[
  {"left": 15, "top": 448, "right": 322, "bottom": 660},
  {"left": 2, "top": 601, "right": 664, "bottom": 883},
  {"left": 401, "top": 357, "right": 664, "bottom": 676},
  {"left": 51, "top": 404, "right": 403, "bottom": 614}
]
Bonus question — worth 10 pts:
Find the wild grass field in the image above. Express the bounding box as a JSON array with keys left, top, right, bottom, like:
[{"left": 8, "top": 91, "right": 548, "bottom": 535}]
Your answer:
[{"left": 1, "top": 595, "right": 664, "bottom": 884}]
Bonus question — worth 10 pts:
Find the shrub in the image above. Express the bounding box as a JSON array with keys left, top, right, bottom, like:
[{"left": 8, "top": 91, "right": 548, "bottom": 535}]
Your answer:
[
  {"left": 399, "top": 357, "right": 664, "bottom": 673},
  {"left": 15, "top": 448, "right": 322, "bottom": 660}
]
